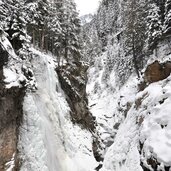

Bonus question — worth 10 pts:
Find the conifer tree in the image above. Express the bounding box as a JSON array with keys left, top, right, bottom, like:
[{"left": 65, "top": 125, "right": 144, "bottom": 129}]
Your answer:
[
  {"left": 124, "top": 0, "right": 147, "bottom": 77},
  {"left": 164, "top": 0, "right": 171, "bottom": 34},
  {"left": 146, "top": 2, "right": 162, "bottom": 48},
  {"left": 3, "top": 0, "right": 29, "bottom": 51},
  {"left": 52, "top": 0, "right": 81, "bottom": 64},
  {"left": 24, "top": 0, "right": 49, "bottom": 49},
  {"left": 64, "top": 0, "right": 81, "bottom": 62},
  {"left": 47, "top": 0, "right": 63, "bottom": 63}
]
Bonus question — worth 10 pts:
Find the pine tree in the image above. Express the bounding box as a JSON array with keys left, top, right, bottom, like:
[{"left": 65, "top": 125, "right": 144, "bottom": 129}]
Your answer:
[
  {"left": 51, "top": 0, "right": 81, "bottom": 65},
  {"left": 0, "top": 0, "right": 82, "bottom": 63},
  {"left": 24, "top": 0, "right": 39, "bottom": 47},
  {"left": 0, "top": 0, "right": 9, "bottom": 29},
  {"left": 164, "top": 0, "right": 171, "bottom": 34},
  {"left": 51, "top": 0, "right": 66, "bottom": 64},
  {"left": 146, "top": 2, "right": 162, "bottom": 48},
  {"left": 24, "top": 0, "right": 49, "bottom": 49},
  {"left": 4, "top": 0, "right": 29, "bottom": 51},
  {"left": 124, "top": 0, "right": 147, "bottom": 77},
  {"left": 64, "top": 0, "right": 81, "bottom": 62}
]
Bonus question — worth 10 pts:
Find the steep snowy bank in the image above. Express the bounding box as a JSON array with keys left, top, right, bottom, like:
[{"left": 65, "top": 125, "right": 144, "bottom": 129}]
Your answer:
[
  {"left": 18, "top": 49, "right": 97, "bottom": 171},
  {"left": 87, "top": 48, "right": 171, "bottom": 170},
  {"left": 102, "top": 72, "right": 171, "bottom": 171},
  {"left": 86, "top": 52, "right": 138, "bottom": 159}
]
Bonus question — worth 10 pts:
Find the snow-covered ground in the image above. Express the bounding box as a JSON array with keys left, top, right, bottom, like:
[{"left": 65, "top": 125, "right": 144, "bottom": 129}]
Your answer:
[{"left": 18, "top": 49, "right": 97, "bottom": 171}]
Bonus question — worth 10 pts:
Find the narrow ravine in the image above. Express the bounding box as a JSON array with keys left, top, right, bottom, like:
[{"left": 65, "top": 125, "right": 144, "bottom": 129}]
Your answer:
[{"left": 1, "top": 0, "right": 171, "bottom": 170}]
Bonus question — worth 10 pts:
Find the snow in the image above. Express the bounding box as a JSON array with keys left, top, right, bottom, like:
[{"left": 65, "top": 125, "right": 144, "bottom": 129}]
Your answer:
[
  {"left": 18, "top": 49, "right": 97, "bottom": 171},
  {"left": 98, "top": 68, "right": 171, "bottom": 170},
  {"left": 3, "top": 68, "right": 17, "bottom": 83},
  {"left": 3, "top": 68, "right": 26, "bottom": 88},
  {"left": 87, "top": 67, "right": 141, "bottom": 170},
  {"left": 5, "top": 153, "right": 15, "bottom": 171},
  {"left": 101, "top": 106, "right": 142, "bottom": 171},
  {"left": 0, "top": 31, "right": 27, "bottom": 89},
  {"left": 0, "top": 31, "right": 18, "bottom": 59},
  {"left": 89, "top": 70, "right": 171, "bottom": 170},
  {"left": 139, "top": 77, "right": 171, "bottom": 166}
]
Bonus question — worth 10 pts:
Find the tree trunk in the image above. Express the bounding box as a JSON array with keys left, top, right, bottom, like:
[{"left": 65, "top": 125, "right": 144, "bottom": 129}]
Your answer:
[
  {"left": 51, "top": 36, "right": 54, "bottom": 54},
  {"left": 132, "top": 33, "right": 140, "bottom": 78},
  {"left": 45, "top": 34, "right": 48, "bottom": 53},
  {"left": 32, "top": 28, "right": 35, "bottom": 48},
  {"left": 64, "top": 47, "right": 68, "bottom": 61},
  {"left": 41, "top": 27, "right": 45, "bottom": 51}
]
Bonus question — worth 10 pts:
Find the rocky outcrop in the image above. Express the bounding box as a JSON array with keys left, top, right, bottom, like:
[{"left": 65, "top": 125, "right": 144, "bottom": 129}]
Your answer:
[
  {"left": 0, "top": 44, "right": 25, "bottom": 171},
  {"left": 144, "top": 60, "right": 171, "bottom": 83},
  {"left": 139, "top": 60, "right": 171, "bottom": 91}
]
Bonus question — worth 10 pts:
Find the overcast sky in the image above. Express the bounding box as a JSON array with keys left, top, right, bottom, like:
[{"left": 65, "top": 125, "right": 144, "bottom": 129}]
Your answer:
[{"left": 74, "top": 0, "right": 100, "bottom": 16}]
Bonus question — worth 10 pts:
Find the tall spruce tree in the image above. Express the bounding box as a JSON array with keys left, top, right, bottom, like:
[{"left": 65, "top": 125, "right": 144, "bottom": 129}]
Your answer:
[
  {"left": 0, "top": 0, "right": 82, "bottom": 64},
  {"left": 47, "top": 0, "right": 61, "bottom": 55},
  {"left": 146, "top": 2, "right": 162, "bottom": 48},
  {"left": 164, "top": 0, "right": 171, "bottom": 34},
  {"left": 24, "top": 0, "right": 49, "bottom": 49},
  {"left": 3, "top": 0, "right": 29, "bottom": 51},
  {"left": 52, "top": 0, "right": 81, "bottom": 64},
  {"left": 124, "top": 0, "right": 147, "bottom": 77}
]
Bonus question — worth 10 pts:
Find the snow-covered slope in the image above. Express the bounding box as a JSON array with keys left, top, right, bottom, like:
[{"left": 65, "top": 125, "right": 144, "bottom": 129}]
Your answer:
[
  {"left": 101, "top": 73, "right": 171, "bottom": 171},
  {"left": 87, "top": 41, "right": 171, "bottom": 170},
  {"left": 86, "top": 51, "right": 138, "bottom": 157},
  {"left": 18, "top": 49, "right": 97, "bottom": 171},
  {"left": 80, "top": 14, "right": 94, "bottom": 25}
]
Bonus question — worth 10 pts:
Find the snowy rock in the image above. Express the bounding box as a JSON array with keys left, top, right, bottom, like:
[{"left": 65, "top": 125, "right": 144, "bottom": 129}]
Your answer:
[
  {"left": 0, "top": 32, "right": 25, "bottom": 170},
  {"left": 144, "top": 60, "right": 171, "bottom": 84}
]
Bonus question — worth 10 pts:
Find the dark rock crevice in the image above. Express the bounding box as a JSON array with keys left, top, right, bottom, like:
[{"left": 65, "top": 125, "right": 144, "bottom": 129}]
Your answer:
[
  {"left": 56, "top": 62, "right": 96, "bottom": 131},
  {"left": 56, "top": 62, "right": 104, "bottom": 163}
]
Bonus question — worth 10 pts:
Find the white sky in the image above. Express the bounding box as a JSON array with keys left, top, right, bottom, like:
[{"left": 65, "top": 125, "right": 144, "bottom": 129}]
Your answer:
[{"left": 74, "top": 0, "right": 100, "bottom": 16}]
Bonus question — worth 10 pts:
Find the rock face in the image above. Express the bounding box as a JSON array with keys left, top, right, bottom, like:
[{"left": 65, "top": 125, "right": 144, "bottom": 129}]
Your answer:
[
  {"left": 0, "top": 45, "right": 8, "bottom": 68},
  {"left": 0, "top": 44, "right": 25, "bottom": 171},
  {"left": 0, "top": 86, "right": 25, "bottom": 171},
  {"left": 144, "top": 60, "right": 171, "bottom": 83},
  {"left": 57, "top": 62, "right": 104, "bottom": 163},
  {"left": 139, "top": 60, "right": 171, "bottom": 91},
  {"left": 57, "top": 62, "right": 95, "bottom": 131}
]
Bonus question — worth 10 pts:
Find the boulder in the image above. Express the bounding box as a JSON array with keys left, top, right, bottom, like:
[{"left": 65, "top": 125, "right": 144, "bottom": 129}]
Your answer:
[{"left": 144, "top": 61, "right": 171, "bottom": 83}]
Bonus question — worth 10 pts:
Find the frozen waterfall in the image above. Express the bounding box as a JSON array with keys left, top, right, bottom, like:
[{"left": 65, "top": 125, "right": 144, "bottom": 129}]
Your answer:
[{"left": 18, "top": 49, "right": 97, "bottom": 171}]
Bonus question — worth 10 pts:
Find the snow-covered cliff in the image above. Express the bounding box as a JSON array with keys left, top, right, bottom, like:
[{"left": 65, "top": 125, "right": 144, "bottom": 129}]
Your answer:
[{"left": 0, "top": 32, "right": 98, "bottom": 171}]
